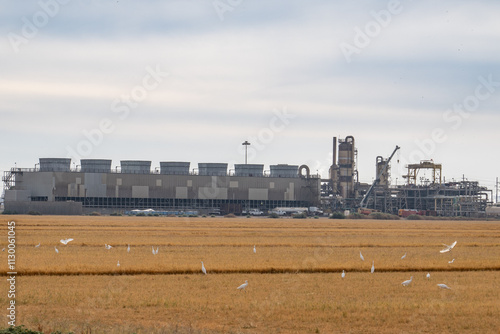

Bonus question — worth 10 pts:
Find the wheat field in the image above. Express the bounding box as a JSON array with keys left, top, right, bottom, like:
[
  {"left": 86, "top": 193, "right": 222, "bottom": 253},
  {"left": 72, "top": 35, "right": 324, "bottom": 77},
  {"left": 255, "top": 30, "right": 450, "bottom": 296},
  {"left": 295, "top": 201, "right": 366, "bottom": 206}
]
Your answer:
[{"left": 1, "top": 215, "right": 500, "bottom": 333}]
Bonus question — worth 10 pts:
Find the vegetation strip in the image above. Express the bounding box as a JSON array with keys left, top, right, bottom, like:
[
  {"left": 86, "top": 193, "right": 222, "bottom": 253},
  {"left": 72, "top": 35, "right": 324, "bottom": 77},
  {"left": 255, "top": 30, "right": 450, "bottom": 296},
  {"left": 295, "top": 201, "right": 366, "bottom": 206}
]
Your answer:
[{"left": 5, "top": 266, "right": 500, "bottom": 276}]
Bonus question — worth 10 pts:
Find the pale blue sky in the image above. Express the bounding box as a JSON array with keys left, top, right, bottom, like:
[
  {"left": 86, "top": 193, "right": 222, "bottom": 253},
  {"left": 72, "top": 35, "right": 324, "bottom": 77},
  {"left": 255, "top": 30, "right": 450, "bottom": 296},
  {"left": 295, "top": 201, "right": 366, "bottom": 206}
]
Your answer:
[{"left": 1, "top": 0, "right": 499, "bottom": 195}]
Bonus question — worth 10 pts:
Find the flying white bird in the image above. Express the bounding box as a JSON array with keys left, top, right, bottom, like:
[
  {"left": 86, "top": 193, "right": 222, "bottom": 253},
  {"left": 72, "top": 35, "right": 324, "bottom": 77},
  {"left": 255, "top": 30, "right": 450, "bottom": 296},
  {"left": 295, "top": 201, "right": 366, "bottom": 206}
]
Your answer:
[
  {"left": 448, "top": 259, "right": 455, "bottom": 264},
  {"left": 341, "top": 270, "right": 345, "bottom": 278},
  {"left": 54, "top": 246, "right": 59, "bottom": 254},
  {"left": 360, "top": 251, "right": 364, "bottom": 261},
  {"left": 152, "top": 246, "right": 159, "bottom": 255},
  {"left": 440, "top": 241, "right": 457, "bottom": 253},
  {"left": 253, "top": 245, "right": 256, "bottom": 254},
  {"left": 201, "top": 261, "right": 207, "bottom": 275},
  {"left": 237, "top": 280, "right": 248, "bottom": 291},
  {"left": 401, "top": 276, "right": 413, "bottom": 287},
  {"left": 127, "top": 244, "right": 130, "bottom": 253},
  {"left": 437, "top": 283, "right": 451, "bottom": 290},
  {"left": 117, "top": 260, "right": 120, "bottom": 267},
  {"left": 401, "top": 252, "right": 407, "bottom": 260},
  {"left": 426, "top": 272, "right": 431, "bottom": 279},
  {"left": 60, "top": 238, "right": 73, "bottom": 245},
  {"left": 105, "top": 244, "right": 112, "bottom": 249},
  {"left": 35, "top": 243, "right": 41, "bottom": 248},
  {"left": 371, "top": 261, "right": 375, "bottom": 274}
]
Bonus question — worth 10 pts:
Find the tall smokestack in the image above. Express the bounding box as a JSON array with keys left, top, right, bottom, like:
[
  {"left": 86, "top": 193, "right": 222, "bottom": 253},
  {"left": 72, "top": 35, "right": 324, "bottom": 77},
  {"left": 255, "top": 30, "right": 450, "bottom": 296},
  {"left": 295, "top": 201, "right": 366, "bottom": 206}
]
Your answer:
[{"left": 333, "top": 137, "right": 337, "bottom": 167}]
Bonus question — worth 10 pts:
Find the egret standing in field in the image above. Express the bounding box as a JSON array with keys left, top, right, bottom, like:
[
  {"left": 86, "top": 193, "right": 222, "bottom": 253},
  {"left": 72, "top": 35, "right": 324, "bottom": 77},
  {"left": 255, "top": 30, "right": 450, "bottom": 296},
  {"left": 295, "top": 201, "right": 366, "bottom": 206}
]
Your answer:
[
  {"left": 448, "top": 259, "right": 455, "bottom": 264},
  {"left": 371, "top": 261, "right": 375, "bottom": 273},
  {"left": 401, "top": 252, "right": 407, "bottom": 260},
  {"left": 237, "top": 280, "right": 248, "bottom": 291},
  {"left": 401, "top": 276, "right": 413, "bottom": 287},
  {"left": 105, "top": 244, "right": 112, "bottom": 250},
  {"left": 253, "top": 245, "right": 256, "bottom": 254},
  {"left": 341, "top": 270, "right": 345, "bottom": 278},
  {"left": 35, "top": 243, "right": 40, "bottom": 248},
  {"left": 201, "top": 261, "right": 207, "bottom": 275},
  {"left": 426, "top": 272, "right": 431, "bottom": 279},
  {"left": 54, "top": 246, "right": 59, "bottom": 254},
  {"left": 127, "top": 244, "right": 130, "bottom": 253},
  {"left": 117, "top": 260, "right": 120, "bottom": 267},
  {"left": 360, "top": 251, "right": 364, "bottom": 261}
]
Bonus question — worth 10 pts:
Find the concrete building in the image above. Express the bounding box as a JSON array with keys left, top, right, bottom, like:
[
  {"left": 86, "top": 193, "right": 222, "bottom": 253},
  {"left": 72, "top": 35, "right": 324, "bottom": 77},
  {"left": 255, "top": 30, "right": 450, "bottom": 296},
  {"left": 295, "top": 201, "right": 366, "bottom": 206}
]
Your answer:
[{"left": 2, "top": 158, "right": 321, "bottom": 215}]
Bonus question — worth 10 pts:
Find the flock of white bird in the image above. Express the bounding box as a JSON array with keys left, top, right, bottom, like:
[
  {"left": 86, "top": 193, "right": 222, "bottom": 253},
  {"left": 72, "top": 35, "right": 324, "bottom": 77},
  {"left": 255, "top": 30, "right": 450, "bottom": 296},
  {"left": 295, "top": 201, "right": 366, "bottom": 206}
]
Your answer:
[
  {"left": 356, "top": 241, "right": 457, "bottom": 290},
  {"left": 37, "top": 238, "right": 458, "bottom": 291}
]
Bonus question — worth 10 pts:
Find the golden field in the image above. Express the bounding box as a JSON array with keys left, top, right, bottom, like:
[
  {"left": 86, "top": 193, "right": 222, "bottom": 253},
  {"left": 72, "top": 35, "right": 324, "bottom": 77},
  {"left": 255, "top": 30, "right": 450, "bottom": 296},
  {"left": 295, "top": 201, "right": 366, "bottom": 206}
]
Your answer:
[{"left": 1, "top": 215, "right": 500, "bottom": 333}]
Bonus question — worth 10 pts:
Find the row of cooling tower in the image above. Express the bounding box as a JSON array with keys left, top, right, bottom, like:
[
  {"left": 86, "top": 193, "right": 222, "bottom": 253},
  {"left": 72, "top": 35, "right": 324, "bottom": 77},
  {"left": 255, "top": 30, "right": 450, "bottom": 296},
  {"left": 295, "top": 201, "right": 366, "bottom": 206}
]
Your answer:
[{"left": 36, "top": 158, "right": 302, "bottom": 178}]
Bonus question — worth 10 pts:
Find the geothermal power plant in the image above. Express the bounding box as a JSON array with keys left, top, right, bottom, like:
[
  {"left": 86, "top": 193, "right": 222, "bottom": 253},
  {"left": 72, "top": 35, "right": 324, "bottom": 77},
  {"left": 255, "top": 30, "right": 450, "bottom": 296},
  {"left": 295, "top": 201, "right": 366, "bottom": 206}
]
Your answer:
[{"left": 2, "top": 136, "right": 493, "bottom": 216}]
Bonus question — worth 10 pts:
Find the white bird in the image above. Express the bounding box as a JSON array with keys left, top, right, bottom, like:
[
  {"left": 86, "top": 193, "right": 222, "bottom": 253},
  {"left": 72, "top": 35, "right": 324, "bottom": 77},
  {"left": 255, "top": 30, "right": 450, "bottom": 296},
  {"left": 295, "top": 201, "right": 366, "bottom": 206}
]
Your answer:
[
  {"left": 127, "top": 244, "right": 130, "bottom": 253},
  {"left": 371, "top": 261, "right": 375, "bottom": 274},
  {"left": 401, "top": 276, "right": 413, "bottom": 286},
  {"left": 35, "top": 243, "right": 41, "bottom": 248},
  {"left": 152, "top": 246, "right": 159, "bottom": 255},
  {"left": 201, "top": 261, "right": 207, "bottom": 275},
  {"left": 360, "top": 251, "right": 364, "bottom": 261},
  {"left": 341, "top": 270, "right": 345, "bottom": 278},
  {"left": 440, "top": 241, "right": 457, "bottom": 253},
  {"left": 426, "top": 272, "right": 431, "bottom": 279},
  {"left": 105, "top": 244, "right": 112, "bottom": 249},
  {"left": 237, "top": 280, "right": 248, "bottom": 291},
  {"left": 60, "top": 238, "right": 74, "bottom": 245},
  {"left": 437, "top": 283, "right": 451, "bottom": 290},
  {"left": 253, "top": 245, "right": 256, "bottom": 254},
  {"left": 54, "top": 246, "right": 59, "bottom": 254},
  {"left": 448, "top": 259, "right": 455, "bottom": 264},
  {"left": 401, "top": 252, "right": 407, "bottom": 260},
  {"left": 117, "top": 260, "right": 120, "bottom": 267}
]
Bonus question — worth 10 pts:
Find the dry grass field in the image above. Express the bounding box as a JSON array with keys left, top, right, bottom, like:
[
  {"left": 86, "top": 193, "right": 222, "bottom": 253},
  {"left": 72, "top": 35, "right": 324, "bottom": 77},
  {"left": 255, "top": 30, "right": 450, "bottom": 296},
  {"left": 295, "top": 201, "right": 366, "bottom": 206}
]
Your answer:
[{"left": 1, "top": 215, "right": 500, "bottom": 333}]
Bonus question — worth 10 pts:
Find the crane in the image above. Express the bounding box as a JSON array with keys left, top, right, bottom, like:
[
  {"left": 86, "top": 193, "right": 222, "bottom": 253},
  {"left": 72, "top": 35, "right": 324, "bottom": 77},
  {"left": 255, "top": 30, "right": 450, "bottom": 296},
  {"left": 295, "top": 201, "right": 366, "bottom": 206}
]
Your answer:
[{"left": 359, "top": 145, "right": 400, "bottom": 209}]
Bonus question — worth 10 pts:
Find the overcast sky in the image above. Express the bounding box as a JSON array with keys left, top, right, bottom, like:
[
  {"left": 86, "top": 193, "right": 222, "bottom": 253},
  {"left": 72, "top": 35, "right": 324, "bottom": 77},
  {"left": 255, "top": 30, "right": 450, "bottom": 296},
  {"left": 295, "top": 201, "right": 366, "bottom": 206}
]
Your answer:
[{"left": 1, "top": 0, "right": 499, "bottom": 196}]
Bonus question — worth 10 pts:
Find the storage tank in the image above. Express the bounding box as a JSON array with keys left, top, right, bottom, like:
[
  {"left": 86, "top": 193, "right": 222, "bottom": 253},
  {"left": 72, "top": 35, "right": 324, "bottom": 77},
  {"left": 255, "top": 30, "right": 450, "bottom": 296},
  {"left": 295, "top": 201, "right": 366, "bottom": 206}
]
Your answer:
[
  {"left": 39, "top": 158, "right": 71, "bottom": 172},
  {"left": 120, "top": 160, "right": 151, "bottom": 174},
  {"left": 269, "top": 164, "right": 298, "bottom": 178},
  {"left": 80, "top": 159, "right": 112, "bottom": 173},
  {"left": 160, "top": 161, "right": 190, "bottom": 175},
  {"left": 234, "top": 164, "right": 264, "bottom": 177},
  {"left": 198, "top": 163, "right": 228, "bottom": 176}
]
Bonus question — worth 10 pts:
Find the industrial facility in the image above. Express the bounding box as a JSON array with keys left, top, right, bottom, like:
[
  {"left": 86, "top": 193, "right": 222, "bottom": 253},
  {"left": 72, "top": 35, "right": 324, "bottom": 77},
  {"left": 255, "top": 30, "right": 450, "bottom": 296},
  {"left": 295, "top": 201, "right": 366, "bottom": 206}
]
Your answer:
[
  {"left": 2, "top": 158, "right": 320, "bottom": 215},
  {"left": 2, "top": 136, "right": 494, "bottom": 216}
]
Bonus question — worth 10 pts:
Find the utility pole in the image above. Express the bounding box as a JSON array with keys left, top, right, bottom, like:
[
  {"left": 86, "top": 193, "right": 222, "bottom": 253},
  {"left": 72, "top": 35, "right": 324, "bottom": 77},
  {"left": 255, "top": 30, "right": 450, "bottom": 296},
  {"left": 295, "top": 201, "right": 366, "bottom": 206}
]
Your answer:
[
  {"left": 242, "top": 141, "right": 251, "bottom": 164},
  {"left": 496, "top": 177, "right": 498, "bottom": 203}
]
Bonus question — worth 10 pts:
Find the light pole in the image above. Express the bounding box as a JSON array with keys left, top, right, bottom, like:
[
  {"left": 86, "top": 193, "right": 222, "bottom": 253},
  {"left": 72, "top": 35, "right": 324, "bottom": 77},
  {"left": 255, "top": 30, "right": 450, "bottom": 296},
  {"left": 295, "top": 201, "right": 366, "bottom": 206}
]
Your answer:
[{"left": 242, "top": 141, "right": 251, "bottom": 164}]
